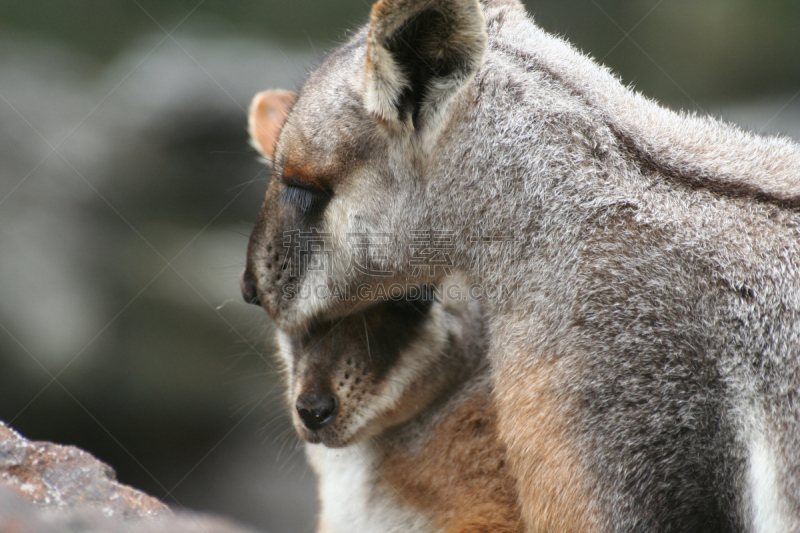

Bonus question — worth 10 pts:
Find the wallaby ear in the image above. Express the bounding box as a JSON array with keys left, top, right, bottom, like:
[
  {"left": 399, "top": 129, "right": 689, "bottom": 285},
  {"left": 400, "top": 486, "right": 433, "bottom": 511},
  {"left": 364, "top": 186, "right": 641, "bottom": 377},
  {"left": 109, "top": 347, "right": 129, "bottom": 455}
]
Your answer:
[
  {"left": 248, "top": 90, "right": 296, "bottom": 160},
  {"left": 365, "top": 0, "right": 487, "bottom": 131}
]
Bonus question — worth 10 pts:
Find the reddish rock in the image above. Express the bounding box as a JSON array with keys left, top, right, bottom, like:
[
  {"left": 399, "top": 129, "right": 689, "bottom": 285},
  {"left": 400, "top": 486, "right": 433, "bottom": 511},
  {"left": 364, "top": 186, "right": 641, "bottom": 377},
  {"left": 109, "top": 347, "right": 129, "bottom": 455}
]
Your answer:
[
  {"left": 0, "top": 421, "right": 268, "bottom": 533},
  {"left": 0, "top": 421, "right": 169, "bottom": 519}
]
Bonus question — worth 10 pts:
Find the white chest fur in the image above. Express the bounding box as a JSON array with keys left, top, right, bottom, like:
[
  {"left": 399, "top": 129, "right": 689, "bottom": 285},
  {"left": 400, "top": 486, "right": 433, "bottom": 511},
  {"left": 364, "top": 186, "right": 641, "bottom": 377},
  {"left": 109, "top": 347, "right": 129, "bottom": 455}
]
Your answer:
[{"left": 306, "top": 442, "right": 437, "bottom": 533}]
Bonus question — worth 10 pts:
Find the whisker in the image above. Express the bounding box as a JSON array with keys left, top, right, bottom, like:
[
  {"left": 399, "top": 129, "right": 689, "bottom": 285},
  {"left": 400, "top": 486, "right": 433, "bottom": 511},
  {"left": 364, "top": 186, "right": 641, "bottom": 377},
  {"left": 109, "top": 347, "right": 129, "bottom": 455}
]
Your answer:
[{"left": 362, "top": 314, "right": 372, "bottom": 364}]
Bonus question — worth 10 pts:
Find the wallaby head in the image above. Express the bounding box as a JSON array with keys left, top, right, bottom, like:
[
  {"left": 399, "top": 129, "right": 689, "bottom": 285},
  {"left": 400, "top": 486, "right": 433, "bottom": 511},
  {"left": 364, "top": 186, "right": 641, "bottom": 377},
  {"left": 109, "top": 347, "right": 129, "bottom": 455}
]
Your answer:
[
  {"left": 275, "top": 281, "right": 484, "bottom": 448},
  {"left": 242, "top": 0, "right": 491, "bottom": 332}
]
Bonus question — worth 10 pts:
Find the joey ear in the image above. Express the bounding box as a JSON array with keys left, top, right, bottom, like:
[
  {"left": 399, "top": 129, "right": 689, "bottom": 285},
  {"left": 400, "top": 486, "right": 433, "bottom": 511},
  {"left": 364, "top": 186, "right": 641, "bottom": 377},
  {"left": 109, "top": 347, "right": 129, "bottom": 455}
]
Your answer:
[
  {"left": 365, "top": 0, "right": 487, "bottom": 131},
  {"left": 248, "top": 90, "right": 296, "bottom": 160}
]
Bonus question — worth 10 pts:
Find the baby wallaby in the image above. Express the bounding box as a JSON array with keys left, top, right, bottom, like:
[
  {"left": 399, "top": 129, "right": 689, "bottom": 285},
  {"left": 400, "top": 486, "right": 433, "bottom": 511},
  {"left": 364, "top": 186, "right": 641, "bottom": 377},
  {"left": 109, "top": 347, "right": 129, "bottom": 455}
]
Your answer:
[{"left": 274, "top": 282, "right": 521, "bottom": 533}]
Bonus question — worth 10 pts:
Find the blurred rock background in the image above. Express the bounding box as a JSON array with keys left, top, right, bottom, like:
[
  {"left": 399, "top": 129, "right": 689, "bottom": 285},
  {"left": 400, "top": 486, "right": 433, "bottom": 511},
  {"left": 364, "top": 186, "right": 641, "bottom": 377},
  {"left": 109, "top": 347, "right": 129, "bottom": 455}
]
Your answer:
[{"left": 0, "top": 1, "right": 798, "bottom": 532}]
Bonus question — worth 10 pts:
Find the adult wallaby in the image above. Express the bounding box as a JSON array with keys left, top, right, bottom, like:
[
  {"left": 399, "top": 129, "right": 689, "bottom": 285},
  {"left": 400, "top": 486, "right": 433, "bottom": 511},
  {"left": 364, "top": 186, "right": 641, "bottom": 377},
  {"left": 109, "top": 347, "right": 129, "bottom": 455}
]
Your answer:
[
  {"left": 241, "top": 0, "right": 800, "bottom": 531},
  {"left": 275, "top": 280, "right": 520, "bottom": 532}
]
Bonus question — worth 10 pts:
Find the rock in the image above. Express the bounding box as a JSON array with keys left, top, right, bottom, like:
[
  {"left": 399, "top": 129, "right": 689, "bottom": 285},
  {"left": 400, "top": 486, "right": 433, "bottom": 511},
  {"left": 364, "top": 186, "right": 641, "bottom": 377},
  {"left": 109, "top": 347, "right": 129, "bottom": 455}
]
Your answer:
[
  {"left": 0, "top": 420, "right": 169, "bottom": 520},
  {"left": 0, "top": 421, "right": 268, "bottom": 533}
]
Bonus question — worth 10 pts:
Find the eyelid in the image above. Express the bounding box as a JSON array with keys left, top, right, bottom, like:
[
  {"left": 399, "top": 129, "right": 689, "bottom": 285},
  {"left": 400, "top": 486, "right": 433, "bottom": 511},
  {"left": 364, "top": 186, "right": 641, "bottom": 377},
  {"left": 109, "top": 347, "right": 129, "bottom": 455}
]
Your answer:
[{"left": 282, "top": 177, "right": 321, "bottom": 190}]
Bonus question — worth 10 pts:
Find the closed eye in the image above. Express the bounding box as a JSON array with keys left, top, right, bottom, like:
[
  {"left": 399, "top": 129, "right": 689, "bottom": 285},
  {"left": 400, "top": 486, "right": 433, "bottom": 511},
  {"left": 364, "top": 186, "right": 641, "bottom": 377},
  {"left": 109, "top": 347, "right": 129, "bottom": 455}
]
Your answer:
[{"left": 281, "top": 180, "right": 330, "bottom": 215}]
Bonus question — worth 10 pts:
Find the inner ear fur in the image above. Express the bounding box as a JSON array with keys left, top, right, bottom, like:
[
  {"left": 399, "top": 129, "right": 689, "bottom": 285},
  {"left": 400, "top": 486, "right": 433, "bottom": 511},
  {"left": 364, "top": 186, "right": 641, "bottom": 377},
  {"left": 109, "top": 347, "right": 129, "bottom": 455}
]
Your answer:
[
  {"left": 365, "top": 0, "right": 487, "bottom": 131},
  {"left": 249, "top": 90, "right": 296, "bottom": 160}
]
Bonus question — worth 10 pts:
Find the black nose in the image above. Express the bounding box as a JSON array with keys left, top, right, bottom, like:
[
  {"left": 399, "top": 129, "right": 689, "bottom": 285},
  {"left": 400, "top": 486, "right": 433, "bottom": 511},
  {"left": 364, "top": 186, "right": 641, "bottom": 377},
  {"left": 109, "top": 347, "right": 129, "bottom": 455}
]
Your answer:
[
  {"left": 296, "top": 393, "right": 338, "bottom": 431},
  {"left": 239, "top": 268, "right": 261, "bottom": 306}
]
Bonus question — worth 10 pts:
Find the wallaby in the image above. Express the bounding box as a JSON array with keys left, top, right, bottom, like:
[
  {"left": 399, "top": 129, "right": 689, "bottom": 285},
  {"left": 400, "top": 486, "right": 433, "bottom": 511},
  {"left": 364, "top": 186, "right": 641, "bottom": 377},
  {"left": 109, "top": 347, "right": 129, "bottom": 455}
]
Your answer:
[
  {"left": 274, "top": 281, "right": 520, "bottom": 532},
  {"left": 242, "top": 0, "right": 800, "bottom": 531}
]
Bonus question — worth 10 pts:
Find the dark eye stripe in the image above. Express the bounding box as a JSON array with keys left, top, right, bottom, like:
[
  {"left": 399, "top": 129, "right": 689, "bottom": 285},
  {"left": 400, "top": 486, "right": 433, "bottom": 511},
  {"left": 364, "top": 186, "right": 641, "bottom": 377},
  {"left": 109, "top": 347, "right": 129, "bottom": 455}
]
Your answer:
[{"left": 386, "top": 286, "right": 437, "bottom": 317}]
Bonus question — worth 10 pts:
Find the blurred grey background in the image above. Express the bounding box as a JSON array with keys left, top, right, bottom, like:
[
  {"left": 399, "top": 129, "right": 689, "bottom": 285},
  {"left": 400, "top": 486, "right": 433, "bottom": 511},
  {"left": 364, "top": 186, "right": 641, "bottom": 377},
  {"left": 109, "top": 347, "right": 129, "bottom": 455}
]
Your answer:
[{"left": 0, "top": 1, "right": 798, "bottom": 532}]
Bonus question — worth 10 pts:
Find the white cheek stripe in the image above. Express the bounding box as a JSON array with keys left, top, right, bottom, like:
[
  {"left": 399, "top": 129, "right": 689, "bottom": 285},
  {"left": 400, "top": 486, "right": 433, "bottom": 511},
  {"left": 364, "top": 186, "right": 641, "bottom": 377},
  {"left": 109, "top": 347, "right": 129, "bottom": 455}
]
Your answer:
[{"left": 275, "top": 330, "right": 294, "bottom": 370}]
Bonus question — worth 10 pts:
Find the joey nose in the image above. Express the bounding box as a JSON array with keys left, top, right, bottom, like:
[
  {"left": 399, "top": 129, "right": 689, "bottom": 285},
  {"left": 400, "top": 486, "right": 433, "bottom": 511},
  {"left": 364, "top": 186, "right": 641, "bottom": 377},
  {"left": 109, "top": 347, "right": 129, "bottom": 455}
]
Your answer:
[
  {"left": 296, "top": 393, "right": 338, "bottom": 431},
  {"left": 239, "top": 268, "right": 260, "bottom": 306}
]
